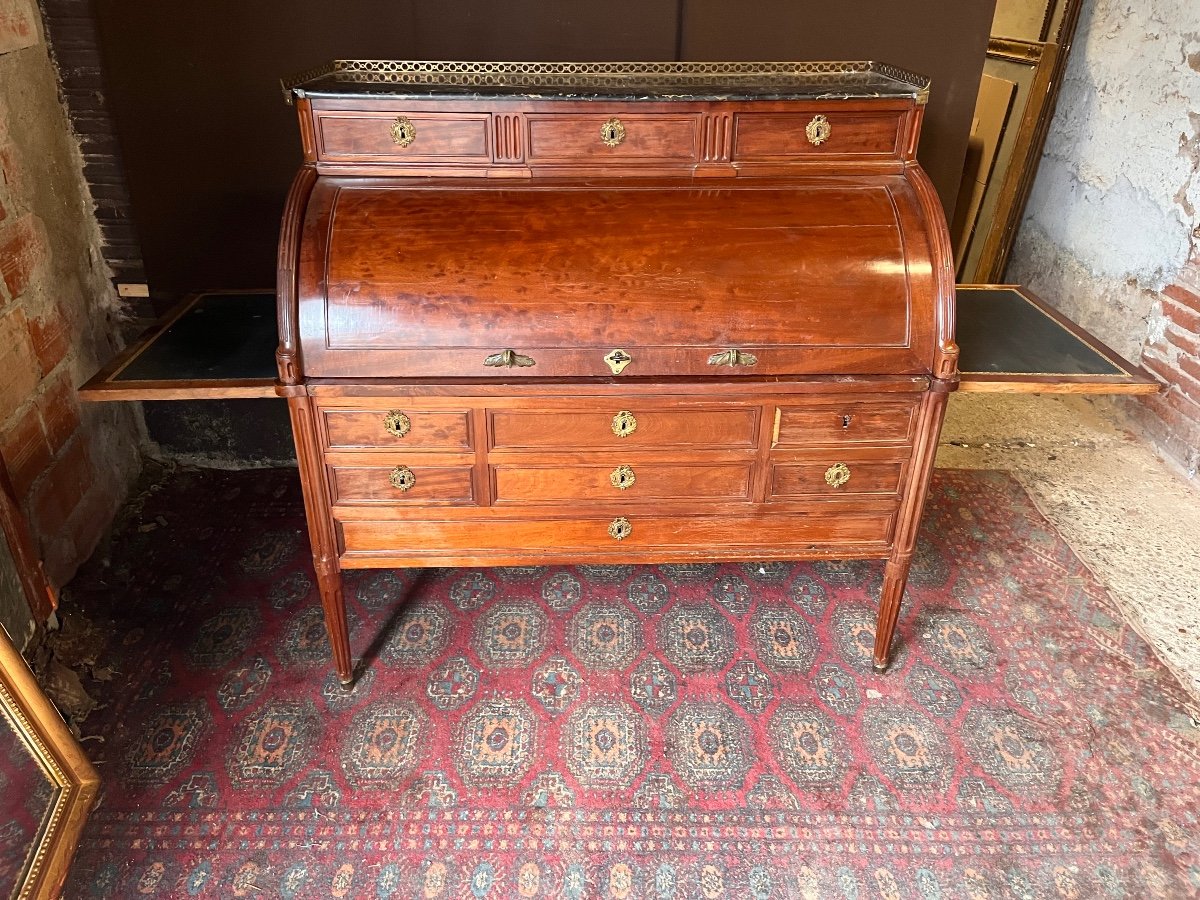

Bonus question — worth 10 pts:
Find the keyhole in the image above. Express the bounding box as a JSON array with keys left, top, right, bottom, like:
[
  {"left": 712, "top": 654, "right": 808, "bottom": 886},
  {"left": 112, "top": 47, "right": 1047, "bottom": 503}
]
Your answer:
[
  {"left": 841, "top": 415, "right": 853, "bottom": 429},
  {"left": 604, "top": 125, "right": 617, "bottom": 142}
]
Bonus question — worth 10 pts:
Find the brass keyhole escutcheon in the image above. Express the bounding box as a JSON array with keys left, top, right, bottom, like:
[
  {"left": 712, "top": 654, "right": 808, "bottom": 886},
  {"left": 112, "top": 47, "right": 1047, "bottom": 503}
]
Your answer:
[
  {"left": 600, "top": 117, "right": 626, "bottom": 147},
  {"left": 604, "top": 348, "right": 632, "bottom": 375},
  {"left": 824, "top": 462, "right": 851, "bottom": 488},
  {"left": 611, "top": 410, "right": 637, "bottom": 438},
  {"left": 389, "top": 115, "right": 417, "bottom": 147},
  {"left": 806, "top": 114, "right": 832, "bottom": 146},
  {"left": 383, "top": 410, "right": 411, "bottom": 438},
  {"left": 389, "top": 465, "right": 416, "bottom": 492},
  {"left": 608, "top": 517, "right": 632, "bottom": 541},
  {"left": 610, "top": 465, "right": 636, "bottom": 490}
]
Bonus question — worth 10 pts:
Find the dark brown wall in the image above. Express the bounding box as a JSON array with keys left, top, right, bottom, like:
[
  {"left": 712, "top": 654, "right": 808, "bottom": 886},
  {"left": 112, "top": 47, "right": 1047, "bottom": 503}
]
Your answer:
[{"left": 89, "top": 0, "right": 995, "bottom": 296}]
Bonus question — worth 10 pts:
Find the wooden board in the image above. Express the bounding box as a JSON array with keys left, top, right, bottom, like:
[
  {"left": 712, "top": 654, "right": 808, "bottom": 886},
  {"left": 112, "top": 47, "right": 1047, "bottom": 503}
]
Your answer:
[
  {"left": 78, "top": 291, "right": 277, "bottom": 401},
  {"left": 956, "top": 284, "right": 1159, "bottom": 393}
]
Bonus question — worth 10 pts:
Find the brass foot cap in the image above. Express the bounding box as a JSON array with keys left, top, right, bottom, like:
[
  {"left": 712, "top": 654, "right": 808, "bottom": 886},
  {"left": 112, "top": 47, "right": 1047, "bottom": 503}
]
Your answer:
[
  {"left": 338, "top": 675, "right": 355, "bottom": 688},
  {"left": 872, "top": 661, "right": 888, "bottom": 673}
]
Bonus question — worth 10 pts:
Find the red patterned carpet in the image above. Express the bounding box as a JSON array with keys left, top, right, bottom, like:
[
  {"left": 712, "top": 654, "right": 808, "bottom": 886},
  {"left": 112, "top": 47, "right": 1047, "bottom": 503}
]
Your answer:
[{"left": 62, "top": 468, "right": 1199, "bottom": 898}]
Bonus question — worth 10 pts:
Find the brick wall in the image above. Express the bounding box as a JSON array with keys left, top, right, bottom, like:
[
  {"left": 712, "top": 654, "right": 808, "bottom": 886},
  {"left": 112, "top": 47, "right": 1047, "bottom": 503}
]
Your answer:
[
  {"left": 0, "top": 0, "right": 140, "bottom": 640},
  {"left": 1129, "top": 264, "right": 1200, "bottom": 476}
]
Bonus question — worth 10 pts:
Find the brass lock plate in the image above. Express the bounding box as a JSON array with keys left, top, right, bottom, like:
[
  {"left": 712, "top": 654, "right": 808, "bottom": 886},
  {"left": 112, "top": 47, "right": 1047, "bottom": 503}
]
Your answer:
[
  {"left": 608, "top": 517, "right": 632, "bottom": 540},
  {"left": 824, "top": 462, "right": 851, "bottom": 488},
  {"left": 383, "top": 410, "right": 411, "bottom": 438},
  {"left": 389, "top": 115, "right": 417, "bottom": 147},
  {"left": 603, "top": 349, "right": 632, "bottom": 375},
  {"left": 609, "top": 465, "right": 636, "bottom": 490},
  {"left": 600, "top": 117, "right": 626, "bottom": 147},
  {"left": 389, "top": 465, "right": 416, "bottom": 491},
  {"left": 611, "top": 410, "right": 637, "bottom": 437}
]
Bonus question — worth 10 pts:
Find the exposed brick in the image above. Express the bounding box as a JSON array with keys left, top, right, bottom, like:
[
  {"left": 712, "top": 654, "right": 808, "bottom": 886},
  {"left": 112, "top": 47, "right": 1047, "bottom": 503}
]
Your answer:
[
  {"left": 1143, "top": 353, "right": 1200, "bottom": 405},
  {"left": 0, "top": 308, "right": 40, "bottom": 421},
  {"left": 27, "top": 303, "right": 72, "bottom": 375},
  {"left": 0, "top": 214, "right": 46, "bottom": 298},
  {"left": 1164, "top": 282, "right": 1200, "bottom": 313},
  {"left": 30, "top": 434, "right": 93, "bottom": 541},
  {"left": 1164, "top": 325, "right": 1200, "bottom": 360},
  {"left": 0, "top": 402, "right": 49, "bottom": 496},
  {"left": 0, "top": 0, "right": 38, "bottom": 55},
  {"left": 60, "top": 480, "right": 118, "bottom": 581},
  {"left": 1177, "top": 353, "right": 1200, "bottom": 388},
  {"left": 1161, "top": 298, "right": 1200, "bottom": 336},
  {"left": 34, "top": 371, "right": 79, "bottom": 452}
]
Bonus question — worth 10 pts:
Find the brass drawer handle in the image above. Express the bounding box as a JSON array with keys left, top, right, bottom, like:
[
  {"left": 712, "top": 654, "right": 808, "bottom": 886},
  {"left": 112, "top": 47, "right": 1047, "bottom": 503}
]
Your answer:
[
  {"left": 382, "top": 410, "right": 411, "bottom": 438},
  {"left": 610, "top": 465, "right": 636, "bottom": 490},
  {"left": 824, "top": 462, "right": 851, "bottom": 488},
  {"left": 611, "top": 410, "right": 637, "bottom": 437},
  {"left": 806, "top": 114, "right": 832, "bottom": 146},
  {"left": 484, "top": 349, "right": 536, "bottom": 368},
  {"left": 600, "top": 117, "right": 626, "bottom": 147},
  {"left": 707, "top": 349, "right": 758, "bottom": 368},
  {"left": 389, "top": 116, "right": 417, "bottom": 147},
  {"left": 608, "top": 517, "right": 632, "bottom": 541},
  {"left": 389, "top": 465, "right": 416, "bottom": 492}
]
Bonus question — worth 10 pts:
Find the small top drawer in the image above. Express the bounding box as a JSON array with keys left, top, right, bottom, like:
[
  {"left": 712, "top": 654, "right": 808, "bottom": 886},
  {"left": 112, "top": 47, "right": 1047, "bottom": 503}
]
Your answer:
[
  {"left": 525, "top": 113, "right": 700, "bottom": 164},
  {"left": 314, "top": 110, "right": 491, "bottom": 163},
  {"left": 733, "top": 110, "right": 903, "bottom": 161},
  {"left": 322, "top": 407, "right": 473, "bottom": 450},
  {"left": 774, "top": 399, "right": 918, "bottom": 446},
  {"left": 490, "top": 405, "right": 760, "bottom": 451}
]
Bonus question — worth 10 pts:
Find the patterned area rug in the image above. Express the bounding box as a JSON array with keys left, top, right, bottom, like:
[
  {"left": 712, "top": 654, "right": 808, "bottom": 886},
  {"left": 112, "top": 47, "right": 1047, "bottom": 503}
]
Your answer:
[{"left": 62, "top": 468, "right": 1200, "bottom": 898}]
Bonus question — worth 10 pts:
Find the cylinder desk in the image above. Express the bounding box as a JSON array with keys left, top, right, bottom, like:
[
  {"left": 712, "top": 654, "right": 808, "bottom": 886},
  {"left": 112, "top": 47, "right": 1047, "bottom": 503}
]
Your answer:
[{"left": 277, "top": 60, "right": 958, "bottom": 685}]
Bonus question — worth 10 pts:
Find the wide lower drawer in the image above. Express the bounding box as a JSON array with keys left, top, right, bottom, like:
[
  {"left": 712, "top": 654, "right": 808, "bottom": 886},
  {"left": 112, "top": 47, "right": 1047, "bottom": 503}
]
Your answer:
[
  {"left": 491, "top": 460, "right": 753, "bottom": 503},
  {"left": 337, "top": 508, "right": 897, "bottom": 556},
  {"left": 489, "top": 405, "right": 761, "bottom": 450}
]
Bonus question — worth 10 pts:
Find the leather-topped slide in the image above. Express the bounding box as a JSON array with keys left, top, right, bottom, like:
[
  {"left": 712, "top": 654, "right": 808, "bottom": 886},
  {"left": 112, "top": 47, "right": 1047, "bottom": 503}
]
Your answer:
[
  {"left": 79, "top": 290, "right": 278, "bottom": 401},
  {"left": 956, "top": 284, "right": 1159, "bottom": 393}
]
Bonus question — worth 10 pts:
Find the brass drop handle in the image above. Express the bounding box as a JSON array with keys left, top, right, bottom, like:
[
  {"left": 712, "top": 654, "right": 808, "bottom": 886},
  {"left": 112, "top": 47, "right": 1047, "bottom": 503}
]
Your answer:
[
  {"left": 824, "top": 462, "right": 851, "bottom": 488},
  {"left": 600, "top": 117, "right": 626, "bottom": 147},
  {"left": 611, "top": 410, "right": 638, "bottom": 437},
  {"left": 707, "top": 349, "right": 758, "bottom": 368},
  {"left": 389, "top": 115, "right": 417, "bottom": 147},
  {"left": 608, "top": 517, "right": 632, "bottom": 541},
  {"left": 383, "top": 410, "right": 411, "bottom": 438},
  {"left": 806, "top": 114, "right": 832, "bottom": 146},
  {"left": 484, "top": 349, "right": 536, "bottom": 368},
  {"left": 610, "top": 465, "right": 636, "bottom": 490},
  {"left": 389, "top": 465, "right": 416, "bottom": 492}
]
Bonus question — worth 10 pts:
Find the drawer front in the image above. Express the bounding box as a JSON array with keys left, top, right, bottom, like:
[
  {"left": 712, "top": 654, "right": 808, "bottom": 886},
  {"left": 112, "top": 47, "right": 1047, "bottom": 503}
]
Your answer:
[
  {"left": 771, "top": 460, "right": 905, "bottom": 499},
  {"left": 775, "top": 400, "right": 918, "bottom": 446},
  {"left": 322, "top": 408, "right": 473, "bottom": 451},
  {"left": 733, "top": 111, "right": 903, "bottom": 160},
  {"left": 492, "top": 461, "right": 753, "bottom": 503},
  {"left": 339, "top": 509, "right": 896, "bottom": 555},
  {"left": 316, "top": 111, "right": 491, "bottom": 163},
  {"left": 329, "top": 463, "right": 475, "bottom": 505},
  {"left": 525, "top": 113, "right": 700, "bottom": 164},
  {"left": 490, "top": 406, "right": 760, "bottom": 450}
]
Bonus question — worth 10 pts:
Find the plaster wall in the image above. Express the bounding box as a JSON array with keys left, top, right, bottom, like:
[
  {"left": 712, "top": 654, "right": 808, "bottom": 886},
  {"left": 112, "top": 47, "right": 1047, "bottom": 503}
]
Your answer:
[{"left": 1009, "top": 0, "right": 1200, "bottom": 476}]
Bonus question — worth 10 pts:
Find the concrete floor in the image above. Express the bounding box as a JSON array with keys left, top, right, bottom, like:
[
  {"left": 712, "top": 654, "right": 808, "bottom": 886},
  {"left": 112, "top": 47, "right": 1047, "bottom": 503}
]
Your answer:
[{"left": 938, "top": 393, "right": 1200, "bottom": 699}]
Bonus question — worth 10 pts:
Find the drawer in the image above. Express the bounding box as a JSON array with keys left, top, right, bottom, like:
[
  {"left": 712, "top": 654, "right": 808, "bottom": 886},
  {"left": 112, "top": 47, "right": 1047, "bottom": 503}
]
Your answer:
[
  {"left": 732, "top": 111, "right": 903, "bottom": 160},
  {"left": 492, "top": 461, "right": 753, "bottom": 503},
  {"left": 321, "top": 407, "right": 473, "bottom": 451},
  {"left": 315, "top": 111, "right": 491, "bottom": 163},
  {"left": 338, "top": 508, "right": 896, "bottom": 556},
  {"left": 770, "top": 460, "right": 906, "bottom": 499},
  {"left": 329, "top": 463, "right": 475, "bottom": 505},
  {"left": 525, "top": 113, "right": 700, "bottom": 164},
  {"left": 774, "top": 399, "right": 918, "bottom": 447},
  {"left": 489, "top": 406, "right": 760, "bottom": 451}
]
